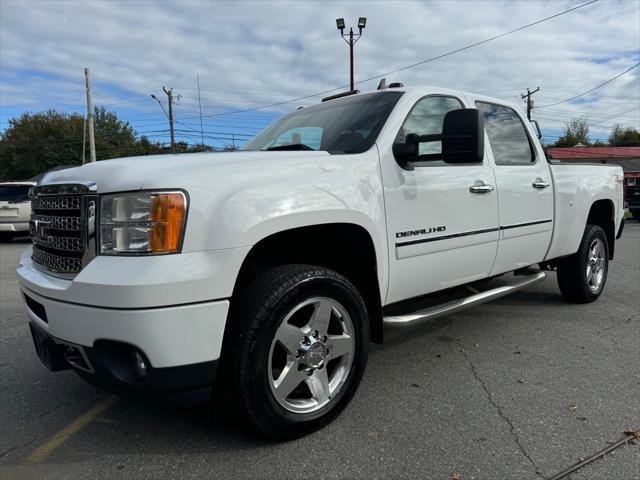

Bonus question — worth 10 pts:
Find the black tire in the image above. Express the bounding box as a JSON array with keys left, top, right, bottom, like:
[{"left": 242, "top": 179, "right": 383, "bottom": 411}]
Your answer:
[
  {"left": 557, "top": 224, "right": 609, "bottom": 303},
  {"left": 0, "top": 232, "right": 14, "bottom": 242},
  {"left": 229, "top": 264, "right": 369, "bottom": 440}
]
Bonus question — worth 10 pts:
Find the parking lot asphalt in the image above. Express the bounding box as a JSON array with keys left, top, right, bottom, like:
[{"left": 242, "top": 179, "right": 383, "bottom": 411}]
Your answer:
[{"left": 1, "top": 224, "right": 638, "bottom": 480}]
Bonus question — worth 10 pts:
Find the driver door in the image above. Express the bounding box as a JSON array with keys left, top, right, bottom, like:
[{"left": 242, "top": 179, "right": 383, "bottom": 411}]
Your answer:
[{"left": 380, "top": 95, "right": 500, "bottom": 304}]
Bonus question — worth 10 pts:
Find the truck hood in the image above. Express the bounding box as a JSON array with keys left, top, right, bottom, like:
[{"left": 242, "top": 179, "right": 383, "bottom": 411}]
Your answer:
[{"left": 39, "top": 151, "right": 332, "bottom": 193}]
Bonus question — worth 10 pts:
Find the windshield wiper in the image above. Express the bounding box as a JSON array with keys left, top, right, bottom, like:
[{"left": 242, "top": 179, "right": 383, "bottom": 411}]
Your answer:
[{"left": 266, "top": 143, "right": 315, "bottom": 151}]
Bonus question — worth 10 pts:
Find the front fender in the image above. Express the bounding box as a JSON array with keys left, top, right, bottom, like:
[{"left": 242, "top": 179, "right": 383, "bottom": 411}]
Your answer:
[{"left": 178, "top": 149, "right": 389, "bottom": 301}]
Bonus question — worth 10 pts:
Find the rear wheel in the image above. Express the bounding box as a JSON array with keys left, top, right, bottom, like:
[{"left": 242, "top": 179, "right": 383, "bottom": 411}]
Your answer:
[
  {"left": 557, "top": 224, "right": 609, "bottom": 303},
  {"left": 230, "top": 264, "right": 369, "bottom": 439}
]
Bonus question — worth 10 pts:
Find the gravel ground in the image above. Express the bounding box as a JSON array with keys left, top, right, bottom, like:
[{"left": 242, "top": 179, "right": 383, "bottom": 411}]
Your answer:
[{"left": 1, "top": 224, "right": 638, "bottom": 480}]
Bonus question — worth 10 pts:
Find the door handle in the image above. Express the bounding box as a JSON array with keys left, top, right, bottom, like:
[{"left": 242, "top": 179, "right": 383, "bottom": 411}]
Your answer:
[
  {"left": 532, "top": 178, "right": 550, "bottom": 189},
  {"left": 469, "top": 181, "right": 495, "bottom": 194}
]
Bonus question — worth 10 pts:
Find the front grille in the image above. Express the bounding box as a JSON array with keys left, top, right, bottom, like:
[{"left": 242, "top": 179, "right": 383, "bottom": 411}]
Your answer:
[
  {"left": 30, "top": 184, "right": 97, "bottom": 276},
  {"left": 32, "top": 195, "right": 81, "bottom": 210}
]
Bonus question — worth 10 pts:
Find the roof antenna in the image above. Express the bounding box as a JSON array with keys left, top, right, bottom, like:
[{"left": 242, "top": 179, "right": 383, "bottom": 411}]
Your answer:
[{"left": 377, "top": 78, "right": 387, "bottom": 90}]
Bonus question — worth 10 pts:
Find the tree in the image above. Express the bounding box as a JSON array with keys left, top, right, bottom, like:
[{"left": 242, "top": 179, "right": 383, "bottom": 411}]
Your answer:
[
  {"left": 93, "top": 106, "right": 142, "bottom": 160},
  {"left": 608, "top": 124, "right": 640, "bottom": 147},
  {"left": 0, "top": 107, "right": 173, "bottom": 181},
  {"left": 554, "top": 117, "right": 590, "bottom": 147},
  {"left": 0, "top": 110, "right": 85, "bottom": 181}
]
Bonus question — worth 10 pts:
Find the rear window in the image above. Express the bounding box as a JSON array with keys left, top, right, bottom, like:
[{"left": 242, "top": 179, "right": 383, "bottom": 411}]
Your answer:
[{"left": 0, "top": 186, "right": 31, "bottom": 202}]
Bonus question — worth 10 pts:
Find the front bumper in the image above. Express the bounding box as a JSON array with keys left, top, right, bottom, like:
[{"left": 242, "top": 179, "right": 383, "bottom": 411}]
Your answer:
[
  {"left": 28, "top": 321, "right": 218, "bottom": 405},
  {"left": 0, "top": 220, "right": 29, "bottom": 232},
  {"left": 22, "top": 287, "right": 228, "bottom": 404},
  {"left": 16, "top": 245, "right": 247, "bottom": 403}
]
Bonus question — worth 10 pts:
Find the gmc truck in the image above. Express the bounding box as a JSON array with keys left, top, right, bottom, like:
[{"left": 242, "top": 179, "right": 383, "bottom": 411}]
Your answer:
[{"left": 17, "top": 85, "right": 625, "bottom": 439}]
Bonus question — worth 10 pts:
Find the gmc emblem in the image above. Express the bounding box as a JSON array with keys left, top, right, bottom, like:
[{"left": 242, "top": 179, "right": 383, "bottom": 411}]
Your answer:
[{"left": 30, "top": 219, "right": 51, "bottom": 242}]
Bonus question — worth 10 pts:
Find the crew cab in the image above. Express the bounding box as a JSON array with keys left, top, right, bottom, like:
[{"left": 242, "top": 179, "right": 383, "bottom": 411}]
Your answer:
[
  {"left": 17, "top": 85, "right": 625, "bottom": 439},
  {"left": 0, "top": 181, "right": 35, "bottom": 241}
]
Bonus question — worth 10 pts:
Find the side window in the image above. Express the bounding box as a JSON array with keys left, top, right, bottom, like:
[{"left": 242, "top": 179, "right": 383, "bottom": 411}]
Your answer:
[
  {"left": 476, "top": 102, "right": 534, "bottom": 165},
  {"left": 396, "top": 96, "right": 464, "bottom": 160}
]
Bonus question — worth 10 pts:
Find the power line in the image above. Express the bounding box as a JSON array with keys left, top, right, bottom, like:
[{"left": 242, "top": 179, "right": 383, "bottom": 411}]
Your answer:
[
  {"left": 196, "top": 0, "right": 600, "bottom": 118},
  {"left": 536, "top": 61, "right": 640, "bottom": 108},
  {"left": 587, "top": 106, "right": 640, "bottom": 127},
  {"left": 360, "top": 1, "right": 600, "bottom": 82}
]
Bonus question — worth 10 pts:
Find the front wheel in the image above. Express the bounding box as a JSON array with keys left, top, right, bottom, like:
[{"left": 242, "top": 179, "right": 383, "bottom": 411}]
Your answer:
[
  {"left": 230, "top": 264, "right": 369, "bottom": 439},
  {"left": 557, "top": 224, "right": 609, "bottom": 303}
]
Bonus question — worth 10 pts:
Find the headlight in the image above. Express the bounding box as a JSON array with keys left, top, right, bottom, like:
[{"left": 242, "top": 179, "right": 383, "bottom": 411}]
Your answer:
[{"left": 99, "top": 191, "right": 187, "bottom": 255}]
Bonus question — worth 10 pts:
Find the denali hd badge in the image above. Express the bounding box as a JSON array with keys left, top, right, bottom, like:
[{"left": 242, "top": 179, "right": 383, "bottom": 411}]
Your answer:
[{"left": 396, "top": 226, "right": 446, "bottom": 238}]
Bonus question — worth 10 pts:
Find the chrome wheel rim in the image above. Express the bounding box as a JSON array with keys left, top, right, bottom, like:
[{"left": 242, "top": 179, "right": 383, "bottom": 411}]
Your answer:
[
  {"left": 267, "top": 297, "right": 355, "bottom": 414},
  {"left": 586, "top": 238, "right": 606, "bottom": 293}
]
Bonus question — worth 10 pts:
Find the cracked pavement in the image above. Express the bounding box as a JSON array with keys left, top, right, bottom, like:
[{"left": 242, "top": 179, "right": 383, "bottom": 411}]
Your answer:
[
  {"left": 457, "top": 339, "right": 545, "bottom": 478},
  {"left": 1, "top": 223, "right": 639, "bottom": 480}
]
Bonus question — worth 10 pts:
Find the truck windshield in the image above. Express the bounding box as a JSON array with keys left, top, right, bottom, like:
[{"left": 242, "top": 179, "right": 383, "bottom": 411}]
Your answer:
[
  {"left": 0, "top": 185, "right": 31, "bottom": 203},
  {"left": 245, "top": 91, "right": 403, "bottom": 154}
]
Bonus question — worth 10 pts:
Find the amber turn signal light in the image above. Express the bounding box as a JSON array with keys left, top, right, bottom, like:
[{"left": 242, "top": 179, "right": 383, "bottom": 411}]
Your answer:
[{"left": 149, "top": 193, "right": 186, "bottom": 253}]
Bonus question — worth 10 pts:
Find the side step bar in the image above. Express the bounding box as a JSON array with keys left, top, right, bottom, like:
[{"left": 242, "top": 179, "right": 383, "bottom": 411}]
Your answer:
[{"left": 383, "top": 272, "right": 546, "bottom": 329}]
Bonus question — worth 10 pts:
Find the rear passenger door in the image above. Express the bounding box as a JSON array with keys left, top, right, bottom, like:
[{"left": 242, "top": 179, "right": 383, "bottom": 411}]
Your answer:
[{"left": 476, "top": 101, "right": 554, "bottom": 274}]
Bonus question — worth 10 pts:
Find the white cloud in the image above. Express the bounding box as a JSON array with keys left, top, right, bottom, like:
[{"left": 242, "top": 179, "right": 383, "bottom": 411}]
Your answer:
[{"left": 1, "top": 0, "right": 638, "bottom": 143}]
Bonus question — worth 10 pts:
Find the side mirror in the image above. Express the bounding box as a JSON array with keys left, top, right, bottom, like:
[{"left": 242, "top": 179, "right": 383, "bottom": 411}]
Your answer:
[
  {"left": 441, "top": 109, "right": 484, "bottom": 164},
  {"left": 392, "top": 133, "right": 420, "bottom": 170}
]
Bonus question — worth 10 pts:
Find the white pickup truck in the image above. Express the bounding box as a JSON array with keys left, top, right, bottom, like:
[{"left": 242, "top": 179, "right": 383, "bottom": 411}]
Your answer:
[{"left": 18, "top": 85, "right": 625, "bottom": 439}]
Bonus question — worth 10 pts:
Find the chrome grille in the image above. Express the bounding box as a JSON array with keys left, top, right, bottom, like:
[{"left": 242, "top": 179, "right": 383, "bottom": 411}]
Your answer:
[
  {"left": 30, "top": 183, "right": 97, "bottom": 276},
  {"left": 31, "top": 214, "right": 81, "bottom": 231},
  {"left": 33, "top": 235, "right": 83, "bottom": 252},
  {"left": 32, "top": 195, "right": 81, "bottom": 210},
  {"left": 32, "top": 248, "right": 83, "bottom": 272}
]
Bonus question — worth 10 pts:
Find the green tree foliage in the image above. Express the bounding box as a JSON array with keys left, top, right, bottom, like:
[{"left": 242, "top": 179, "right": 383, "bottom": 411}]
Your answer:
[
  {"left": 0, "top": 110, "right": 85, "bottom": 181},
  {"left": 0, "top": 107, "right": 210, "bottom": 181},
  {"left": 93, "top": 107, "right": 143, "bottom": 160},
  {"left": 553, "top": 117, "right": 590, "bottom": 147},
  {"left": 608, "top": 124, "right": 640, "bottom": 147}
]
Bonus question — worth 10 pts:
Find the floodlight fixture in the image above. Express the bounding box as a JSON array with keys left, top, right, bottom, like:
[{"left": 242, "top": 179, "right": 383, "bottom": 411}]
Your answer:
[{"left": 335, "top": 17, "right": 367, "bottom": 91}]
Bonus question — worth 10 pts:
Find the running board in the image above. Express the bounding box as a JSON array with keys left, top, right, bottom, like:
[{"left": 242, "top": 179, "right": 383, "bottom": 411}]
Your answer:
[{"left": 383, "top": 271, "right": 546, "bottom": 329}]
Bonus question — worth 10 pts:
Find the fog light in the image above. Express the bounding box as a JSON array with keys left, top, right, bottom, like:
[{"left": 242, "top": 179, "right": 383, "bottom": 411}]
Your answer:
[{"left": 133, "top": 351, "right": 147, "bottom": 378}]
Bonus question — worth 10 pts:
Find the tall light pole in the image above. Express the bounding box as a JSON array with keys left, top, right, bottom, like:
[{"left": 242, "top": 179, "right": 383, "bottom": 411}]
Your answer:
[{"left": 336, "top": 17, "right": 366, "bottom": 92}]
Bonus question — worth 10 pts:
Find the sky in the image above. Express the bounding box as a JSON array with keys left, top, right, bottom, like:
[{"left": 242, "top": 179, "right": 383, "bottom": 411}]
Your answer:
[{"left": 0, "top": 0, "right": 639, "bottom": 149}]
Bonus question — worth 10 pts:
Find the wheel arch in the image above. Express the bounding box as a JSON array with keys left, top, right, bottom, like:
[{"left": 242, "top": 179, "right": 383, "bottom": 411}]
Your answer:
[
  {"left": 229, "top": 223, "right": 384, "bottom": 344},
  {"left": 587, "top": 199, "right": 616, "bottom": 259}
]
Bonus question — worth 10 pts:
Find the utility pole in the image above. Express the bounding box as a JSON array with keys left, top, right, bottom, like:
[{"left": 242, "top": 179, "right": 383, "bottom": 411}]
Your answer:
[
  {"left": 82, "top": 115, "right": 86, "bottom": 164},
  {"left": 197, "top": 74, "right": 204, "bottom": 151},
  {"left": 151, "top": 88, "right": 176, "bottom": 154},
  {"left": 84, "top": 68, "right": 96, "bottom": 162},
  {"left": 336, "top": 17, "right": 367, "bottom": 91},
  {"left": 521, "top": 86, "right": 540, "bottom": 121},
  {"left": 163, "top": 86, "right": 176, "bottom": 154}
]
